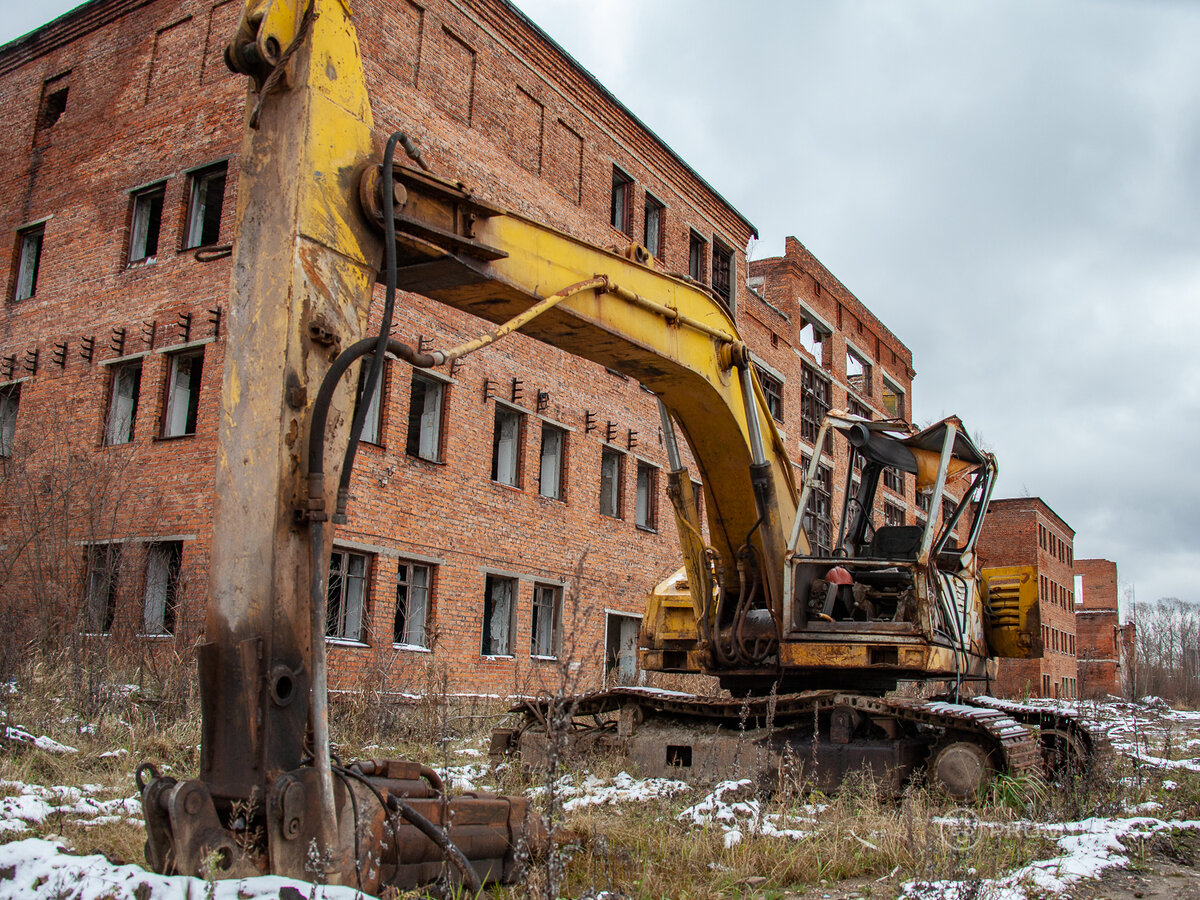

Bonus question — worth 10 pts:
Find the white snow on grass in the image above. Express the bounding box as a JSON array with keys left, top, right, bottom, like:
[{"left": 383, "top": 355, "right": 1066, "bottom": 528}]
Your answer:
[
  {"left": 538, "top": 771, "right": 691, "bottom": 812},
  {"left": 2, "top": 725, "right": 77, "bottom": 754},
  {"left": 0, "top": 780, "right": 142, "bottom": 835},
  {"left": 678, "top": 779, "right": 826, "bottom": 848},
  {"left": 0, "top": 839, "right": 369, "bottom": 900},
  {"left": 902, "top": 816, "right": 1200, "bottom": 900}
]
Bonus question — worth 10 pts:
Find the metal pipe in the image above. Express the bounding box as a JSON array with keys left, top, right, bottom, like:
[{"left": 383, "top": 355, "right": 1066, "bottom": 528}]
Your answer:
[
  {"left": 604, "top": 281, "right": 737, "bottom": 346},
  {"left": 426, "top": 276, "right": 607, "bottom": 367},
  {"left": 917, "top": 421, "right": 959, "bottom": 564},
  {"left": 657, "top": 398, "right": 683, "bottom": 472},
  {"left": 738, "top": 364, "right": 767, "bottom": 468},
  {"left": 788, "top": 420, "right": 831, "bottom": 553}
]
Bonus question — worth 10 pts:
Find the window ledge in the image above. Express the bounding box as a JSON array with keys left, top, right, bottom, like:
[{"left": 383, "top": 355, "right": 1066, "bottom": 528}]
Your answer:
[
  {"left": 392, "top": 643, "right": 431, "bottom": 653},
  {"left": 636, "top": 525, "right": 658, "bottom": 534},
  {"left": 325, "top": 638, "right": 369, "bottom": 648},
  {"left": 489, "top": 480, "right": 523, "bottom": 493},
  {"left": 125, "top": 257, "right": 157, "bottom": 269},
  {"left": 406, "top": 453, "right": 446, "bottom": 466},
  {"left": 481, "top": 654, "right": 515, "bottom": 660},
  {"left": 153, "top": 433, "right": 196, "bottom": 442},
  {"left": 138, "top": 633, "right": 176, "bottom": 639},
  {"left": 531, "top": 654, "right": 559, "bottom": 662}
]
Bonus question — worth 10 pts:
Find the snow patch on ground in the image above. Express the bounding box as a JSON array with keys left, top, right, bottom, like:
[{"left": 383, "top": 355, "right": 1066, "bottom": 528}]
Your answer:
[
  {"left": 0, "top": 839, "right": 367, "bottom": 900},
  {"left": 2, "top": 725, "right": 77, "bottom": 754},
  {"left": 678, "top": 779, "right": 826, "bottom": 848},
  {"left": 530, "top": 771, "right": 690, "bottom": 812},
  {"left": 0, "top": 780, "right": 142, "bottom": 835}
]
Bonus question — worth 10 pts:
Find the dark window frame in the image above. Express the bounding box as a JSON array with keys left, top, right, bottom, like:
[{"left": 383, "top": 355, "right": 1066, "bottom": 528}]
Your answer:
[
  {"left": 104, "top": 360, "right": 143, "bottom": 446},
  {"left": 538, "top": 421, "right": 567, "bottom": 500},
  {"left": 160, "top": 349, "right": 204, "bottom": 438},
  {"left": 128, "top": 183, "right": 167, "bottom": 265},
  {"left": 643, "top": 192, "right": 664, "bottom": 258},
  {"left": 354, "top": 355, "right": 386, "bottom": 446},
  {"left": 688, "top": 230, "right": 706, "bottom": 282},
  {"left": 394, "top": 559, "right": 433, "bottom": 648},
  {"left": 142, "top": 540, "right": 183, "bottom": 636},
  {"left": 326, "top": 548, "right": 370, "bottom": 643},
  {"left": 481, "top": 573, "right": 516, "bottom": 656},
  {"left": 84, "top": 543, "right": 122, "bottom": 634},
  {"left": 711, "top": 239, "right": 733, "bottom": 306},
  {"left": 530, "top": 582, "right": 562, "bottom": 658},
  {"left": 635, "top": 460, "right": 658, "bottom": 531},
  {"left": 800, "top": 363, "right": 831, "bottom": 448},
  {"left": 0, "top": 383, "right": 19, "bottom": 458},
  {"left": 599, "top": 446, "right": 624, "bottom": 519},
  {"left": 406, "top": 371, "right": 446, "bottom": 462},
  {"left": 610, "top": 166, "right": 632, "bottom": 235},
  {"left": 754, "top": 364, "right": 784, "bottom": 423},
  {"left": 184, "top": 163, "right": 228, "bottom": 250},
  {"left": 491, "top": 403, "right": 525, "bottom": 487},
  {"left": 12, "top": 225, "right": 44, "bottom": 301}
]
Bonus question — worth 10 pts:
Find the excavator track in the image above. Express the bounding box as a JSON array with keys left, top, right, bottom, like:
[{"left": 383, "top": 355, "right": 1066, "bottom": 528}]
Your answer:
[{"left": 494, "top": 688, "right": 1048, "bottom": 794}]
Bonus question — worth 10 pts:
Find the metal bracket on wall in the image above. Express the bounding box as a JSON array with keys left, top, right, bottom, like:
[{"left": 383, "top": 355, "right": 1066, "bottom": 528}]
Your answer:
[
  {"left": 110, "top": 327, "right": 126, "bottom": 357},
  {"left": 585, "top": 410, "right": 596, "bottom": 434},
  {"left": 178, "top": 312, "right": 192, "bottom": 344},
  {"left": 605, "top": 420, "right": 617, "bottom": 443},
  {"left": 207, "top": 307, "right": 222, "bottom": 339},
  {"left": 536, "top": 390, "right": 549, "bottom": 413},
  {"left": 627, "top": 429, "right": 638, "bottom": 451},
  {"left": 1, "top": 355, "right": 14, "bottom": 380},
  {"left": 482, "top": 377, "right": 497, "bottom": 401},
  {"left": 511, "top": 378, "right": 523, "bottom": 404},
  {"left": 51, "top": 342, "right": 67, "bottom": 369},
  {"left": 142, "top": 320, "right": 156, "bottom": 349},
  {"left": 80, "top": 336, "right": 95, "bottom": 363},
  {"left": 22, "top": 348, "right": 38, "bottom": 375}
]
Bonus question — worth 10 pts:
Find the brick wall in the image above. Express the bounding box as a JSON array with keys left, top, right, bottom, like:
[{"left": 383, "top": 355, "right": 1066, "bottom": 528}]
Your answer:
[
  {"left": 1074, "top": 557, "right": 1123, "bottom": 697},
  {"left": 977, "top": 497, "right": 1079, "bottom": 698}
]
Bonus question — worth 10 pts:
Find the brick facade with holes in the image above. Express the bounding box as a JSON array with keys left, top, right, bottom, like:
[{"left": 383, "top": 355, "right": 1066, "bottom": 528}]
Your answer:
[
  {"left": 977, "top": 497, "right": 1079, "bottom": 699},
  {"left": 0, "top": 0, "right": 918, "bottom": 696},
  {"left": 747, "top": 239, "right": 931, "bottom": 553},
  {"left": 1074, "top": 557, "right": 1129, "bottom": 698}
]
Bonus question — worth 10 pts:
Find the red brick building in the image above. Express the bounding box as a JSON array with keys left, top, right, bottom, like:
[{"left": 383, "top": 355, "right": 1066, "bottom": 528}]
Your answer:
[
  {"left": 1074, "top": 558, "right": 1130, "bottom": 698},
  {"left": 748, "top": 239, "right": 929, "bottom": 552},
  {"left": 977, "top": 497, "right": 1079, "bottom": 698},
  {"left": 0, "top": 0, "right": 918, "bottom": 695}
]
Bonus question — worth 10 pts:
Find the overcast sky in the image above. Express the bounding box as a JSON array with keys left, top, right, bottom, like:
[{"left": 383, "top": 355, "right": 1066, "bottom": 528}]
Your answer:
[{"left": 3, "top": 1, "right": 1196, "bottom": 612}]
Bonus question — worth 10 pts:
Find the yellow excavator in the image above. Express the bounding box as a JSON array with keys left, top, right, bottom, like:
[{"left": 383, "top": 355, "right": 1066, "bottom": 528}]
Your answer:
[{"left": 137, "top": 0, "right": 1092, "bottom": 891}]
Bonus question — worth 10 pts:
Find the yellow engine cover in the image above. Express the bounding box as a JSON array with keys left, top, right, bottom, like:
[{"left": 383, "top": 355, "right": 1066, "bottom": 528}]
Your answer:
[{"left": 981, "top": 566, "right": 1043, "bottom": 658}]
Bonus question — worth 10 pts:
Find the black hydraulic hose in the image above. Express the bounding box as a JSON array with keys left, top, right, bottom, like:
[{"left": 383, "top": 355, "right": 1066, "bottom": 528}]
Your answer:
[{"left": 335, "top": 132, "right": 407, "bottom": 522}]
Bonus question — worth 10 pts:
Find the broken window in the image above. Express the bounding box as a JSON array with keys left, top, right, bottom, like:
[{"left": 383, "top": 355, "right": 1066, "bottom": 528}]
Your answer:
[
  {"left": 538, "top": 422, "right": 566, "bottom": 500},
  {"left": 754, "top": 364, "right": 784, "bottom": 423},
  {"left": 635, "top": 461, "right": 657, "bottom": 530},
  {"left": 354, "top": 355, "right": 385, "bottom": 445},
  {"left": 184, "top": 163, "right": 227, "bottom": 249},
  {"left": 688, "top": 230, "right": 706, "bottom": 282},
  {"left": 883, "top": 466, "right": 904, "bottom": 496},
  {"left": 610, "top": 166, "right": 632, "bottom": 235},
  {"left": 104, "top": 361, "right": 142, "bottom": 446},
  {"left": 491, "top": 404, "right": 523, "bottom": 487},
  {"left": 36, "top": 75, "right": 69, "bottom": 132},
  {"left": 326, "top": 549, "right": 369, "bottom": 642},
  {"left": 846, "top": 346, "right": 872, "bottom": 397},
  {"left": 881, "top": 378, "right": 904, "bottom": 419},
  {"left": 482, "top": 574, "right": 515, "bottom": 656},
  {"left": 0, "top": 383, "right": 19, "bottom": 458},
  {"left": 406, "top": 372, "right": 444, "bottom": 461},
  {"left": 801, "top": 454, "right": 833, "bottom": 555},
  {"left": 599, "top": 446, "right": 623, "bottom": 518},
  {"left": 847, "top": 395, "right": 870, "bottom": 421},
  {"left": 643, "top": 193, "right": 664, "bottom": 257},
  {"left": 883, "top": 501, "right": 905, "bottom": 528},
  {"left": 711, "top": 240, "right": 733, "bottom": 306},
  {"left": 84, "top": 543, "right": 121, "bottom": 634},
  {"left": 143, "top": 541, "right": 182, "bottom": 635},
  {"left": 162, "top": 350, "right": 203, "bottom": 437},
  {"left": 799, "top": 316, "right": 828, "bottom": 366},
  {"left": 128, "top": 184, "right": 165, "bottom": 265},
  {"left": 394, "top": 560, "right": 432, "bottom": 647},
  {"left": 530, "top": 583, "right": 562, "bottom": 658},
  {"left": 12, "top": 225, "right": 44, "bottom": 301},
  {"left": 800, "top": 363, "right": 831, "bottom": 447}
]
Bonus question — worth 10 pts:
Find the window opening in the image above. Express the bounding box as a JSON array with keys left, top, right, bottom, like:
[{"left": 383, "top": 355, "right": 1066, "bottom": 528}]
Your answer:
[
  {"left": 185, "top": 163, "right": 227, "bottom": 249},
  {"left": 482, "top": 574, "right": 515, "bottom": 655},
  {"left": 143, "top": 541, "right": 182, "bottom": 635},
  {"left": 354, "top": 355, "right": 384, "bottom": 445},
  {"left": 85, "top": 544, "right": 121, "bottom": 634},
  {"left": 162, "top": 350, "right": 203, "bottom": 437},
  {"left": 883, "top": 500, "right": 905, "bottom": 528},
  {"left": 688, "top": 231, "right": 706, "bottom": 282},
  {"left": 326, "top": 549, "right": 369, "bottom": 642},
  {"left": 13, "top": 226, "right": 44, "bottom": 301},
  {"left": 800, "top": 363, "right": 831, "bottom": 448},
  {"left": 0, "top": 384, "right": 19, "bottom": 457},
  {"left": 599, "top": 446, "right": 623, "bottom": 518},
  {"left": 610, "top": 166, "right": 632, "bottom": 235},
  {"left": 754, "top": 364, "right": 783, "bottom": 423},
  {"left": 491, "top": 404, "right": 523, "bottom": 486},
  {"left": 105, "top": 361, "right": 142, "bottom": 446},
  {"left": 883, "top": 466, "right": 903, "bottom": 496},
  {"left": 406, "top": 373, "right": 444, "bottom": 461},
  {"left": 799, "top": 317, "right": 826, "bottom": 365},
  {"left": 882, "top": 379, "right": 904, "bottom": 419},
  {"left": 531, "top": 583, "right": 562, "bottom": 657},
  {"left": 711, "top": 241, "right": 732, "bottom": 306},
  {"left": 635, "top": 461, "right": 657, "bottom": 530},
  {"left": 37, "top": 83, "right": 69, "bottom": 131},
  {"left": 846, "top": 346, "right": 872, "bottom": 397},
  {"left": 643, "top": 193, "right": 664, "bottom": 257},
  {"left": 394, "top": 561, "right": 432, "bottom": 647},
  {"left": 801, "top": 454, "right": 833, "bottom": 555},
  {"left": 128, "top": 185, "right": 166, "bottom": 264},
  {"left": 538, "top": 423, "right": 565, "bottom": 499},
  {"left": 605, "top": 612, "right": 641, "bottom": 685}
]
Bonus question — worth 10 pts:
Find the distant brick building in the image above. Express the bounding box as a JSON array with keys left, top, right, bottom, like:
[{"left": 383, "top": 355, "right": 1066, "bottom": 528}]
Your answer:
[
  {"left": 1074, "top": 558, "right": 1130, "bottom": 698},
  {"left": 0, "top": 0, "right": 920, "bottom": 695},
  {"left": 977, "top": 497, "right": 1078, "bottom": 698}
]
